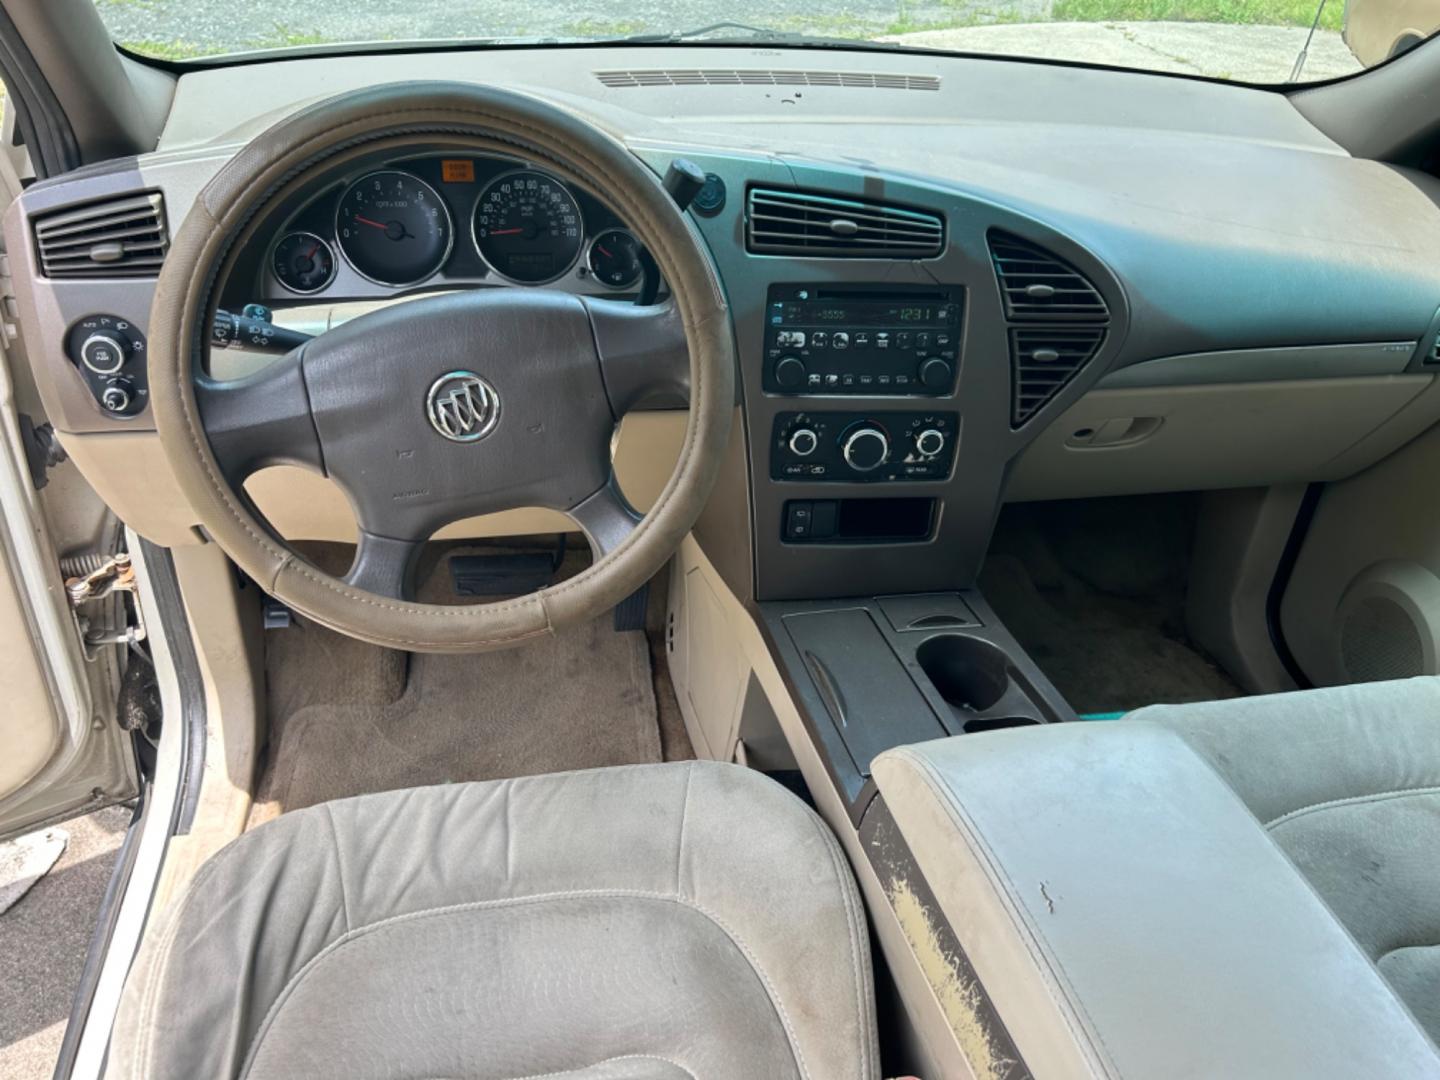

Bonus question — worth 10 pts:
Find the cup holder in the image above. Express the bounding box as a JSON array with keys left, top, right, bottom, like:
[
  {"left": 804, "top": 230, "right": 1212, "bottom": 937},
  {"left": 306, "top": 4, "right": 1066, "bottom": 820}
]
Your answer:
[{"left": 915, "top": 634, "right": 1010, "bottom": 713}]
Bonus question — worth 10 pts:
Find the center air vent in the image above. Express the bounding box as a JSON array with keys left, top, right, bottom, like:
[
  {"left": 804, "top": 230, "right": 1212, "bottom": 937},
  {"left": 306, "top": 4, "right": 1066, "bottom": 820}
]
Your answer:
[
  {"left": 747, "top": 189, "right": 944, "bottom": 259},
  {"left": 33, "top": 192, "right": 168, "bottom": 279},
  {"left": 596, "top": 69, "right": 940, "bottom": 91},
  {"left": 989, "top": 232, "right": 1108, "bottom": 321}
]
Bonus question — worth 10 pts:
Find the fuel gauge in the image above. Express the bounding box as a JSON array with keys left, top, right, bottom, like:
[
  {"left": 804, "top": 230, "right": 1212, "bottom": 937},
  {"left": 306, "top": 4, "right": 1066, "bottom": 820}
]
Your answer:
[
  {"left": 587, "top": 228, "right": 644, "bottom": 290},
  {"left": 273, "top": 231, "right": 337, "bottom": 294}
]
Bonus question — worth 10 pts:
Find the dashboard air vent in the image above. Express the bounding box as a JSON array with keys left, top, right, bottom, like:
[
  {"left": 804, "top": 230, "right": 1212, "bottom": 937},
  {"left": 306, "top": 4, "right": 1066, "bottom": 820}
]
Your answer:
[
  {"left": 747, "top": 189, "right": 944, "bottom": 259},
  {"left": 989, "top": 231, "right": 1108, "bottom": 321},
  {"left": 1429, "top": 332, "right": 1440, "bottom": 365},
  {"left": 596, "top": 69, "right": 940, "bottom": 91},
  {"left": 1010, "top": 327, "right": 1107, "bottom": 426},
  {"left": 33, "top": 192, "right": 168, "bottom": 279}
]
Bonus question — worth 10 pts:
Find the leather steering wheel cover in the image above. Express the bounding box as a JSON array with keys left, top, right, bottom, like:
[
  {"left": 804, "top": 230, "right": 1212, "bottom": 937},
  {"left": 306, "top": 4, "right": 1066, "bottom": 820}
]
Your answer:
[{"left": 148, "top": 82, "right": 734, "bottom": 652}]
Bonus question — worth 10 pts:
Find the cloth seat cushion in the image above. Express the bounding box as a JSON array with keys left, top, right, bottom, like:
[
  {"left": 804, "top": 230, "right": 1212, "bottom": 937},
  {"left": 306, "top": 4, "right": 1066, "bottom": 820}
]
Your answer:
[
  {"left": 110, "top": 761, "right": 878, "bottom": 1080},
  {"left": 1130, "top": 676, "right": 1440, "bottom": 1043}
]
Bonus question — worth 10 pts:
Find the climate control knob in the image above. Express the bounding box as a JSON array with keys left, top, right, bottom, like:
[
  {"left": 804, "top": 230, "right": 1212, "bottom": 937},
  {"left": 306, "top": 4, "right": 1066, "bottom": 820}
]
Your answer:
[
  {"left": 80, "top": 331, "right": 127, "bottom": 375},
  {"left": 915, "top": 428, "right": 946, "bottom": 457},
  {"left": 842, "top": 425, "right": 890, "bottom": 472},
  {"left": 788, "top": 427, "right": 819, "bottom": 457},
  {"left": 917, "top": 356, "right": 954, "bottom": 391},
  {"left": 773, "top": 355, "right": 807, "bottom": 390}
]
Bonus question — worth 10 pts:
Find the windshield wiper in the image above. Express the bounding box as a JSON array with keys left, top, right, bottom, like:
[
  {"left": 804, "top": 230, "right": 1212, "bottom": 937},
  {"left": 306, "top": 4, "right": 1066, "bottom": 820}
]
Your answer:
[{"left": 617, "top": 21, "right": 805, "bottom": 44}]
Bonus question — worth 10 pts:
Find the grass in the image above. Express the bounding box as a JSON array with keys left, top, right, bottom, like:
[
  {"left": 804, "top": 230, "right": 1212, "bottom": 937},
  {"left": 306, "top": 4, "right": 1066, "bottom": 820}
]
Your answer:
[
  {"left": 1050, "top": 0, "right": 1342, "bottom": 30},
  {"left": 120, "top": 23, "right": 331, "bottom": 61}
]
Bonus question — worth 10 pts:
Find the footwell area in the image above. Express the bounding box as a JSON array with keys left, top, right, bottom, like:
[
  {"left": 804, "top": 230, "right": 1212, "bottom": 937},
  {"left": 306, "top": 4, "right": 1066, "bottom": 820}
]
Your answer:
[
  {"left": 980, "top": 495, "right": 1244, "bottom": 715},
  {"left": 251, "top": 539, "right": 682, "bottom": 820}
]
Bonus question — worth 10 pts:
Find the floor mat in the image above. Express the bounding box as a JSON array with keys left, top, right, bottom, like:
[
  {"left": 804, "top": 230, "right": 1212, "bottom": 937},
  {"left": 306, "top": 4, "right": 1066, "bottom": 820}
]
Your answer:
[
  {"left": 253, "top": 540, "right": 663, "bottom": 816},
  {"left": 981, "top": 495, "right": 1244, "bottom": 714}
]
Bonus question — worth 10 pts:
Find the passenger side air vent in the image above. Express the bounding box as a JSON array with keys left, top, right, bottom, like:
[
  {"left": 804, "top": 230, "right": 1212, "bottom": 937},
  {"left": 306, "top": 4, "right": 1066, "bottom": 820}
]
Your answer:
[
  {"left": 1428, "top": 331, "right": 1440, "bottom": 365},
  {"left": 596, "top": 69, "right": 940, "bottom": 91},
  {"left": 989, "top": 230, "right": 1111, "bottom": 426},
  {"left": 746, "top": 189, "right": 944, "bottom": 259},
  {"left": 33, "top": 192, "right": 169, "bottom": 279},
  {"left": 1009, "top": 327, "right": 1107, "bottom": 426},
  {"left": 989, "top": 232, "right": 1108, "bottom": 321}
]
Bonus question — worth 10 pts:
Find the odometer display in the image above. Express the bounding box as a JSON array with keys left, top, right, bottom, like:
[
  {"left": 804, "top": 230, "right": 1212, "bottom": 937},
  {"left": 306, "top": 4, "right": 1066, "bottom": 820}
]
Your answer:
[
  {"left": 473, "top": 171, "right": 584, "bottom": 284},
  {"left": 335, "top": 170, "right": 452, "bottom": 286}
]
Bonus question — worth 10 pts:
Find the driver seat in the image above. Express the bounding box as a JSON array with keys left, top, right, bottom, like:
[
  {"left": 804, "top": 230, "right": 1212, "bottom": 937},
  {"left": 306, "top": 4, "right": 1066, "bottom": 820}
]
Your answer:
[{"left": 109, "top": 762, "right": 879, "bottom": 1080}]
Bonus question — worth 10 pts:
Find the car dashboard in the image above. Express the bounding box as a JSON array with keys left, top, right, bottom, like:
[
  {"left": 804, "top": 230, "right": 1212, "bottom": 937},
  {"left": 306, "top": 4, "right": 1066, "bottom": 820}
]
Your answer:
[{"left": 9, "top": 43, "right": 1440, "bottom": 605}]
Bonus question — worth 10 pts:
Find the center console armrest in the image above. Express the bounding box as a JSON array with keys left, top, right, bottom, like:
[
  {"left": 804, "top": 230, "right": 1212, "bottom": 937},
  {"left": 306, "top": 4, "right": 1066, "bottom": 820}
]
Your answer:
[{"left": 870, "top": 724, "right": 1440, "bottom": 1078}]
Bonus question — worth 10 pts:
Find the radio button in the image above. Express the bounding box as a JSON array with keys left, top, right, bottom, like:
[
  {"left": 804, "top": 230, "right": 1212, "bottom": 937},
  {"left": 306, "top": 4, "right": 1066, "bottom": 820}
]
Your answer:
[
  {"left": 774, "top": 355, "right": 807, "bottom": 389},
  {"left": 810, "top": 332, "right": 828, "bottom": 348},
  {"left": 896, "top": 332, "right": 912, "bottom": 349},
  {"left": 918, "top": 356, "right": 954, "bottom": 391},
  {"left": 832, "top": 332, "right": 850, "bottom": 350}
]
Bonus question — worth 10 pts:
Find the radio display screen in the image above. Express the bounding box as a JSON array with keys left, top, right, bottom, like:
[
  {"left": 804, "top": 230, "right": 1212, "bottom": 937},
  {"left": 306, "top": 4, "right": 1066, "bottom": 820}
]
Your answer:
[{"left": 786, "top": 299, "right": 956, "bottom": 328}]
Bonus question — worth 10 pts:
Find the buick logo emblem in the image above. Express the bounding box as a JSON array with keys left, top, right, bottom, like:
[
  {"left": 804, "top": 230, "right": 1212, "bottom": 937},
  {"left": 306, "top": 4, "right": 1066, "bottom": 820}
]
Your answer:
[{"left": 426, "top": 371, "right": 499, "bottom": 443}]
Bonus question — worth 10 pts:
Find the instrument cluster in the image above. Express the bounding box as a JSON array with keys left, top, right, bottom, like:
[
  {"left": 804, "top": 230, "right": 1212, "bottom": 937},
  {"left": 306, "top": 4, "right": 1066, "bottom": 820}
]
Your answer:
[{"left": 259, "top": 154, "right": 649, "bottom": 301}]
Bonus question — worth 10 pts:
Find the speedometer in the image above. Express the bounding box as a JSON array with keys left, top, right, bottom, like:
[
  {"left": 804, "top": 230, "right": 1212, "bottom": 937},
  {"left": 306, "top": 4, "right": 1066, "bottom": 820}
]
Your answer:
[
  {"left": 472, "top": 171, "right": 584, "bottom": 284},
  {"left": 335, "top": 170, "right": 452, "bottom": 287}
]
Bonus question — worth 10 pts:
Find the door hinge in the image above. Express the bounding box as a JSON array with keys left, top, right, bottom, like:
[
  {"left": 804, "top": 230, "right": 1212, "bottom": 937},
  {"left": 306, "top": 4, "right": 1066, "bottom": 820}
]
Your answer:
[{"left": 64, "top": 550, "right": 147, "bottom": 657}]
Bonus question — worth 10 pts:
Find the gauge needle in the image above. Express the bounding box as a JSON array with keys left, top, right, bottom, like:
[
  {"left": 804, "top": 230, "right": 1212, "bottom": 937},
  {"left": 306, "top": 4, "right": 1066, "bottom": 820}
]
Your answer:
[
  {"left": 488, "top": 228, "right": 525, "bottom": 236},
  {"left": 597, "top": 245, "right": 614, "bottom": 258},
  {"left": 354, "top": 215, "right": 388, "bottom": 230}
]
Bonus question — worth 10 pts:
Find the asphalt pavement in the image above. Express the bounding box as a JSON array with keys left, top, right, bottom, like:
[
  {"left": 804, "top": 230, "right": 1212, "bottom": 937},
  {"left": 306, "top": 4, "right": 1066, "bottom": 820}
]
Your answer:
[{"left": 0, "top": 808, "right": 130, "bottom": 1080}]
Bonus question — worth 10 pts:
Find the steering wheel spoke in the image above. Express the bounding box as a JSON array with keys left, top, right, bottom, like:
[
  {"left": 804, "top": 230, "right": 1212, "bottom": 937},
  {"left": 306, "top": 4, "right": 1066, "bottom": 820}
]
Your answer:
[
  {"left": 195, "top": 349, "right": 322, "bottom": 483},
  {"left": 584, "top": 297, "right": 690, "bottom": 415},
  {"left": 344, "top": 530, "right": 425, "bottom": 601},
  {"left": 567, "top": 477, "right": 642, "bottom": 560}
]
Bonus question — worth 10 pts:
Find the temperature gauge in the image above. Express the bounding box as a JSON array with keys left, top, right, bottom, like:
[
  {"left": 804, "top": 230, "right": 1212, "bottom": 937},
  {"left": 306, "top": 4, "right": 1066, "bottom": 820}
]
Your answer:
[
  {"left": 272, "top": 231, "right": 336, "bottom": 294},
  {"left": 586, "top": 228, "right": 644, "bottom": 290}
]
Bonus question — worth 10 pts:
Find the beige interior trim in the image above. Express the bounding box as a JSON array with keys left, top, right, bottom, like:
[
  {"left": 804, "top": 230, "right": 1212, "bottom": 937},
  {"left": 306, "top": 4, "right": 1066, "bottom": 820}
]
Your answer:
[
  {"left": 1009, "top": 375, "right": 1436, "bottom": 501},
  {"left": 667, "top": 534, "right": 974, "bottom": 1079},
  {"left": 59, "top": 410, "right": 687, "bottom": 549},
  {"left": 148, "top": 542, "right": 263, "bottom": 915}
]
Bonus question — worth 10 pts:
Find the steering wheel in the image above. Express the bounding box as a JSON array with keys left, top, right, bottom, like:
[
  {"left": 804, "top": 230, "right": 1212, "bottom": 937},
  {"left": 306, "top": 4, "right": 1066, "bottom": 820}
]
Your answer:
[{"left": 147, "top": 83, "right": 734, "bottom": 652}]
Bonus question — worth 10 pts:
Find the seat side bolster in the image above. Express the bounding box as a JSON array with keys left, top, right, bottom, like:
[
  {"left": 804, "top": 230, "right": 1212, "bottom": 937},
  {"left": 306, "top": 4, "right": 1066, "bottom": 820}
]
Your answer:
[{"left": 872, "top": 723, "right": 1440, "bottom": 1080}]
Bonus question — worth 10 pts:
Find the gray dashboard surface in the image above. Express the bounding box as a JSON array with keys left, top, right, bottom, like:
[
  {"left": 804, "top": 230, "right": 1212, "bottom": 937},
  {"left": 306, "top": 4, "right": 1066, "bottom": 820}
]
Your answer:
[{"left": 141, "top": 45, "right": 1440, "bottom": 359}]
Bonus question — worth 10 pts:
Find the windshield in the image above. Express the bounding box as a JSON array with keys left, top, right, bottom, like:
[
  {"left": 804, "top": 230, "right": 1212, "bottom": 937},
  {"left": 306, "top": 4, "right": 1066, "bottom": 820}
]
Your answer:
[{"left": 95, "top": 0, "right": 1433, "bottom": 84}]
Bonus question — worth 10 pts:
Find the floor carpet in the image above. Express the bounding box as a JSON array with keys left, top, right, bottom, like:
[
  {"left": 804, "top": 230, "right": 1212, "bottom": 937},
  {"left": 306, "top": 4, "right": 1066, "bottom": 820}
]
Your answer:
[
  {"left": 981, "top": 495, "right": 1244, "bottom": 715},
  {"left": 252, "top": 540, "right": 677, "bottom": 817}
]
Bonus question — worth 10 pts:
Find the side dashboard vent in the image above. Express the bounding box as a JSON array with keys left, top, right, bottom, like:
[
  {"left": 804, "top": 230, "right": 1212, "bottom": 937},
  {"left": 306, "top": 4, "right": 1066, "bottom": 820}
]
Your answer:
[
  {"left": 747, "top": 188, "right": 944, "bottom": 259},
  {"left": 33, "top": 192, "right": 168, "bottom": 279},
  {"left": 1010, "top": 327, "right": 1107, "bottom": 426},
  {"left": 989, "top": 231, "right": 1108, "bottom": 321},
  {"left": 596, "top": 69, "right": 941, "bottom": 91},
  {"left": 1428, "top": 332, "right": 1440, "bottom": 365}
]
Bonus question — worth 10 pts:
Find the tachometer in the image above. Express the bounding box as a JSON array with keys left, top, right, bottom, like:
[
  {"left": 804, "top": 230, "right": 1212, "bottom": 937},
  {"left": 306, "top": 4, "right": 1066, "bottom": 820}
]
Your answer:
[
  {"left": 272, "top": 231, "right": 336, "bottom": 294},
  {"left": 335, "top": 170, "right": 452, "bottom": 287},
  {"left": 473, "top": 171, "right": 584, "bottom": 284}
]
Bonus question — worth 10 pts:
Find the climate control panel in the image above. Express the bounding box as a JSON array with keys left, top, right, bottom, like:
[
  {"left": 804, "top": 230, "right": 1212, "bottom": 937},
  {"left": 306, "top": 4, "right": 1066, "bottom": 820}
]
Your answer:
[
  {"left": 764, "top": 283, "right": 961, "bottom": 396},
  {"left": 64, "top": 314, "right": 148, "bottom": 418},
  {"left": 772, "top": 411, "right": 958, "bottom": 483}
]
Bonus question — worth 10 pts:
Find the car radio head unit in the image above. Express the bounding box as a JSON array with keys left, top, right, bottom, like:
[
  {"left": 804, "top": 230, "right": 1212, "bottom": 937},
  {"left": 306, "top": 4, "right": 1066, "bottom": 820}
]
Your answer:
[{"left": 763, "top": 284, "right": 962, "bottom": 396}]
